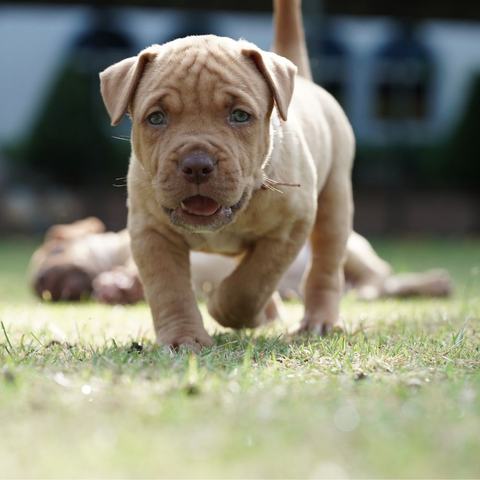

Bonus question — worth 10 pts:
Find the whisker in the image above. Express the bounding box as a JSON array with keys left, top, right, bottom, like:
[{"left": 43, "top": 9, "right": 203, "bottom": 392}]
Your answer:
[
  {"left": 112, "top": 136, "right": 131, "bottom": 142},
  {"left": 262, "top": 174, "right": 301, "bottom": 193},
  {"left": 272, "top": 130, "right": 296, "bottom": 136}
]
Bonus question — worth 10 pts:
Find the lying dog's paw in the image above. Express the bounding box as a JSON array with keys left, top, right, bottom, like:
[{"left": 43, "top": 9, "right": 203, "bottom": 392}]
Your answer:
[
  {"left": 93, "top": 268, "right": 143, "bottom": 305},
  {"left": 415, "top": 269, "right": 452, "bottom": 297}
]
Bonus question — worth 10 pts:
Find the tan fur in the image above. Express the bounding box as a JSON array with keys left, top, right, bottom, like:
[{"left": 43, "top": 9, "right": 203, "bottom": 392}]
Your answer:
[
  {"left": 28, "top": 220, "right": 452, "bottom": 306},
  {"left": 273, "top": 0, "right": 313, "bottom": 81},
  {"left": 28, "top": 219, "right": 131, "bottom": 302},
  {"left": 45, "top": 217, "right": 106, "bottom": 242},
  {"left": 99, "top": 0, "right": 355, "bottom": 349}
]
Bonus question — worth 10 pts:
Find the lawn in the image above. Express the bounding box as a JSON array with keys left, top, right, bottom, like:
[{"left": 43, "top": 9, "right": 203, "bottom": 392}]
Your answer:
[{"left": 0, "top": 237, "right": 479, "bottom": 478}]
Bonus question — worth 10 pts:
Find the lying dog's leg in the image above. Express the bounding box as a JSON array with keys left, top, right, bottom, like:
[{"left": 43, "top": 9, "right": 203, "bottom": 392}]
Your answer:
[
  {"left": 382, "top": 269, "right": 451, "bottom": 298},
  {"left": 296, "top": 170, "right": 353, "bottom": 335},
  {"left": 130, "top": 228, "right": 213, "bottom": 351},
  {"left": 264, "top": 291, "right": 285, "bottom": 323},
  {"left": 207, "top": 223, "right": 310, "bottom": 329},
  {"left": 344, "top": 233, "right": 451, "bottom": 300},
  {"left": 344, "top": 231, "right": 392, "bottom": 300}
]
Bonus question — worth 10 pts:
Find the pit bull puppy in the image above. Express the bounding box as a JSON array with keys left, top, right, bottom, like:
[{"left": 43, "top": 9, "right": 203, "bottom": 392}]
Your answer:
[
  {"left": 99, "top": 1, "right": 451, "bottom": 350},
  {"left": 99, "top": 0, "right": 353, "bottom": 350}
]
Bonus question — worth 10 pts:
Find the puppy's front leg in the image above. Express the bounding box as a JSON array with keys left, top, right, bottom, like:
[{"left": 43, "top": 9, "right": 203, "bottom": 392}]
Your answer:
[
  {"left": 130, "top": 228, "right": 212, "bottom": 351},
  {"left": 207, "top": 226, "right": 308, "bottom": 329}
]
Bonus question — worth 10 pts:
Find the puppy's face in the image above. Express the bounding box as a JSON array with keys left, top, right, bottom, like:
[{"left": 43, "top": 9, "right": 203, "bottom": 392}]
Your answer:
[{"left": 101, "top": 36, "right": 296, "bottom": 232}]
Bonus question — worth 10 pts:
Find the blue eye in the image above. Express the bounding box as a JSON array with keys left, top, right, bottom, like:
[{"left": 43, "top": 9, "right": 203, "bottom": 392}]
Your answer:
[
  {"left": 148, "top": 112, "right": 166, "bottom": 125},
  {"left": 231, "top": 110, "right": 250, "bottom": 123}
]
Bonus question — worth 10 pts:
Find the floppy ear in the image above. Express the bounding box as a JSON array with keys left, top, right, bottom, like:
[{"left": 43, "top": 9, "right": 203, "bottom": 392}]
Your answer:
[
  {"left": 243, "top": 49, "right": 297, "bottom": 121},
  {"left": 99, "top": 47, "right": 158, "bottom": 126}
]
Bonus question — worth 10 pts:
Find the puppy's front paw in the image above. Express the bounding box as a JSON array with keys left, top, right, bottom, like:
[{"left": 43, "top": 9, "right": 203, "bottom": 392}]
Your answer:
[
  {"left": 290, "top": 315, "right": 343, "bottom": 337},
  {"left": 207, "top": 287, "right": 266, "bottom": 329},
  {"left": 157, "top": 329, "right": 213, "bottom": 353}
]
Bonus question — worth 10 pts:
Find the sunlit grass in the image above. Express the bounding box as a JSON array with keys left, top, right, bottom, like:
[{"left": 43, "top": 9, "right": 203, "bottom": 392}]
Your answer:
[{"left": 0, "top": 237, "right": 479, "bottom": 478}]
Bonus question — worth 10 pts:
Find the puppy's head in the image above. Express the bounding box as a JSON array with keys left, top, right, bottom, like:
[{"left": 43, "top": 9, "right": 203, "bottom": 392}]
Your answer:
[{"left": 100, "top": 35, "right": 296, "bottom": 232}]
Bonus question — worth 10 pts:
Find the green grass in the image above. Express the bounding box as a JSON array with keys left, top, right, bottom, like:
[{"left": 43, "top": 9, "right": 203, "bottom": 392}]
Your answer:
[{"left": 0, "top": 237, "right": 479, "bottom": 478}]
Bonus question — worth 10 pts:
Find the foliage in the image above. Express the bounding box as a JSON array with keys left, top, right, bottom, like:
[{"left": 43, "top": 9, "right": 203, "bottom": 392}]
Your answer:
[{"left": 7, "top": 59, "right": 130, "bottom": 187}]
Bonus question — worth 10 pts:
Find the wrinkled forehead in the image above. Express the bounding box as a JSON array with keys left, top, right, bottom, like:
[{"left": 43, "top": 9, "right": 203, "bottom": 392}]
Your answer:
[{"left": 132, "top": 36, "right": 272, "bottom": 117}]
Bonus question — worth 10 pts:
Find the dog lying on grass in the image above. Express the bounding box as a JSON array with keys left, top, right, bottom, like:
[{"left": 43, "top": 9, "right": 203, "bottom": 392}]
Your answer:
[{"left": 29, "top": 217, "right": 451, "bottom": 309}]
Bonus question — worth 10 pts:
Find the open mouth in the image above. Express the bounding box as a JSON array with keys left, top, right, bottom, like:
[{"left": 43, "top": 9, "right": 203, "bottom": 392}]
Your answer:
[
  {"left": 164, "top": 194, "right": 247, "bottom": 232},
  {"left": 180, "top": 196, "right": 222, "bottom": 217}
]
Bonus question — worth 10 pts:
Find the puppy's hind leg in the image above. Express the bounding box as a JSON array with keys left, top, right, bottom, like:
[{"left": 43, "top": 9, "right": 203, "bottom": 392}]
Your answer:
[{"left": 294, "top": 170, "right": 353, "bottom": 335}]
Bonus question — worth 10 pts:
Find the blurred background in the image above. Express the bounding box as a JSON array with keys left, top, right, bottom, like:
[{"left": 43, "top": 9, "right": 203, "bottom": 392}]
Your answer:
[{"left": 1, "top": 0, "right": 479, "bottom": 237}]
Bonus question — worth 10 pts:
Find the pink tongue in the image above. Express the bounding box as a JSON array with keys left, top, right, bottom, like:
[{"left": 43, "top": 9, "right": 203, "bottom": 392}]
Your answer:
[{"left": 182, "top": 196, "right": 220, "bottom": 216}]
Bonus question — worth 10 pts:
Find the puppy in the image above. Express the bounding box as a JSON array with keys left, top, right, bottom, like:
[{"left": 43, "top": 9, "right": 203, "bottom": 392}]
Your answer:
[{"left": 99, "top": 0, "right": 355, "bottom": 350}]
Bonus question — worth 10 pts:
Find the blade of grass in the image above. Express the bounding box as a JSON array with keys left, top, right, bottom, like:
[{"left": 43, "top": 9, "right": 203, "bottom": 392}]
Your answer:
[{"left": 1, "top": 321, "right": 14, "bottom": 357}]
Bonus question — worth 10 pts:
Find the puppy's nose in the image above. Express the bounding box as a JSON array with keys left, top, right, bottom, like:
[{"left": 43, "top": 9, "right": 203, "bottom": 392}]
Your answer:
[{"left": 180, "top": 155, "right": 216, "bottom": 184}]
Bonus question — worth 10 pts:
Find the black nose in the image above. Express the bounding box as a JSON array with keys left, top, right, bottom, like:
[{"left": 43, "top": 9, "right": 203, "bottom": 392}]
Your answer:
[{"left": 180, "top": 155, "right": 216, "bottom": 184}]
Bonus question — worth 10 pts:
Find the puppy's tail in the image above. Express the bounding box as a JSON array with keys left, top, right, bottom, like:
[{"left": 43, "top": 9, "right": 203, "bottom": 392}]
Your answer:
[{"left": 272, "top": 0, "right": 313, "bottom": 81}]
